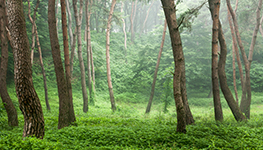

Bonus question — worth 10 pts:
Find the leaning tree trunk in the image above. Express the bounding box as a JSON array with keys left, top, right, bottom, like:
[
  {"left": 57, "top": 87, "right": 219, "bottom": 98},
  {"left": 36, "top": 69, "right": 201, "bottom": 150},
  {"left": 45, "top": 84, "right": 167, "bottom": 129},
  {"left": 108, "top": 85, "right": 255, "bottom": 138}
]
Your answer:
[
  {"left": 106, "top": 0, "right": 117, "bottom": 112},
  {"left": 227, "top": 0, "right": 252, "bottom": 119},
  {"left": 0, "top": 0, "right": 18, "bottom": 127},
  {"left": 161, "top": 0, "right": 186, "bottom": 133},
  {"left": 140, "top": 2, "right": 154, "bottom": 36},
  {"left": 145, "top": 20, "right": 167, "bottom": 114},
  {"left": 48, "top": 0, "right": 75, "bottom": 129},
  {"left": 61, "top": 0, "right": 75, "bottom": 121},
  {"left": 7, "top": 0, "right": 44, "bottom": 138},
  {"left": 28, "top": 0, "right": 50, "bottom": 110},
  {"left": 218, "top": 22, "right": 246, "bottom": 121},
  {"left": 208, "top": 0, "right": 223, "bottom": 121}
]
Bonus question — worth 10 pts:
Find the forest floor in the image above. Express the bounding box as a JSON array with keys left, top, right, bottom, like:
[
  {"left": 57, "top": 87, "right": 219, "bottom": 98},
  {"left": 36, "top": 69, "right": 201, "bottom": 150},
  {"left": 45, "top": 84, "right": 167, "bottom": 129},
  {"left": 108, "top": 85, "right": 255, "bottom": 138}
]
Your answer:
[{"left": 1, "top": 88, "right": 263, "bottom": 149}]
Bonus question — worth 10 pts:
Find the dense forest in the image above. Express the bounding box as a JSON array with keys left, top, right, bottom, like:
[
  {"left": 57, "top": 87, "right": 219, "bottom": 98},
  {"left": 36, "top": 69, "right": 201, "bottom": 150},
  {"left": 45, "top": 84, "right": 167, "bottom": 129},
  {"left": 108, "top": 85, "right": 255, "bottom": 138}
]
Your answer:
[{"left": 1, "top": 0, "right": 263, "bottom": 149}]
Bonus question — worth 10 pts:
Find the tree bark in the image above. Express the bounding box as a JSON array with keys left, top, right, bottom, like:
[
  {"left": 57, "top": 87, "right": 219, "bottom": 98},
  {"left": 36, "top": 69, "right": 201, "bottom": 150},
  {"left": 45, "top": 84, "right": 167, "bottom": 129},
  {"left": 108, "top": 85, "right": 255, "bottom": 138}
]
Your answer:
[
  {"left": 106, "top": 0, "right": 117, "bottom": 112},
  {"left": 66, "top": 0, "right": 73, "bottom": 47},
  {"left": 27, "top": 0, "right": 50, "bottom": 111},
  {"left": 61, "top": 0, "right": 75, "bottom": 120},
  {"left": 27, "top": 0, "right": 38, "bottom": 65},
  {"left": 227, "top": 10, "right": 239, "bottom": 103},
  {"left": 0, "top": 0, "right": 18, "bottom": 127},
  {"left": 7, "top": 0, "right": 44, "bottom": 138},
  {"left": 161, "top": 0, "right": 186, "bottom": 133},
  {"left": 73, "top": 0, "right": 89, "bottom": 113},
  {"left": 48, "top": 0, "right": 75, "bottom": 129},
  {"left": 227, "top": 0, "right": 252, "bottom": 119},
  {"left": 86, "top": 0, "right": 95, "bottom": 105},
  {"left": 145, "top": 20, "right": 167, "bottom": 114},
  {"left": 208, "top": 0, "right": 223, "bottom": 121},
  {"left": 218, "top": 22, "right": 246, "bottom": 121}
]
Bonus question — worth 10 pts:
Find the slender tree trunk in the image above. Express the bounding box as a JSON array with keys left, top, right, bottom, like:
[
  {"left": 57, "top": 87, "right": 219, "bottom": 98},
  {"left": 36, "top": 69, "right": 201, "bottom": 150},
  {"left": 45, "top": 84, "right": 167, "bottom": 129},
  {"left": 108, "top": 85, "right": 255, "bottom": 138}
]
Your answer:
[
  {"left": 145, "top": 20, "right": 167, "bottom": 114},
  {"left": 259, "top": 15, "right": 263, "bottom": 39},
  {"left": 61, "top": 0, "right": 75, "bottom": 121},
  {"left": 27, "top": 0, "right": 38, "bottom": 65},
  {"left": 227, "top": 5, "right": 244, "bottom": 104},
  {"left": 227, "top": 0, "right": 252, "bottom": 119},
  {"left": 7, "top": 0, "right": 44, "bottom": 138},
  {"left": 218, "top": 21, "right": 246, "bottom": 121},
  {"left": 55, "top": 0, "right": 59, "bottom": 35},
  {"left": 70, "top": 28, "right": 77, "bottom": 76},
  {"left": 106, "top": 0, "right": 117, "bottom": 112},
  {"left": 161, "top": 0, "right": 186, "bottom": 133},
  {"left": 48, "top": 0, "right": 75, "bottom": 129},
  {"left": 27, "top": 0, "right": 50, "bottom": 111},
  {"left": 86, "top": 0, "right": 94, "bottom": 105},
  {"left": 0, "top": 0, "right": 18, "bottom": 127},
  {"left": 91, "top": 46, "right": 95, "bottom": 89},
  {"left": 140, "top": 2, "right": 154, "bottom": 36},
  {"left": 228, "top": 11, "right": 239, "bottom": 103},
  {"left": 121, "top": 2, "right": 127, "bottom": 50},
  {"left": 208, "top": 0, "right": 223, "bottom": 121},
  {"left": 73, "top": 0, "right": 89, "bottom": 113},
  {"left": 66, "top": 0, "right": 73, "bottom": 47}
]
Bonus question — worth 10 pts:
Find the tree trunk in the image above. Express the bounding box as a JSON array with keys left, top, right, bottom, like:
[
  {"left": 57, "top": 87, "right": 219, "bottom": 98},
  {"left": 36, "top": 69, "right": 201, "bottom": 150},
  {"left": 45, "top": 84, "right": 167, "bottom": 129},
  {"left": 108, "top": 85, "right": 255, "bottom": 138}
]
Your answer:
[
  {"left": 161, "top": 0, "right": 186, "bottom": 133},
  {"left": 145, "top": 20, "right": 167, "bottom": 114},
  {"left": 227, "top": 0, "right": 252, "bottom": 119},
  {"left": 7, "top": 0, "right": 44, "bottom": 138},
  {"left": 227, "top": 11, "right": 239, "bottom": 103},
  {"left": 27, "top": 0, "right": 38, "bottom": 65},
  {"left": 140, "top": 2, "right": 154, "bottom": 36},
  {"left": 70, "top": 28, "right": 77, "bottom": 76},
  {"left": 0, "top": 0, "right": 18, "bottom": 127},
  {"left": 208, "top": 0, "right": 223, "bottom": 121},
  {"left": 73, "top": 0, "right": 89, "bottom": 113},
  {"left": 66, "top": 0, "right": 73, "bottom": 47},
  {"left": 218, "top": 21, "right": 246, "bottom": 121},
  {"left": 27, "top": 0, "right": 50, "bottom": 111},
  {"left": 61, "top": 0, "right": 75, "bottom": 120},
  {"left": 106, "top": 0, "right": 117, "bottom": 112},
  {"left": 121, "top": 2, "right": 127, "bottom": 50},
  {"left": 86, "top": 0, "right": 94, "bottom": 105},
  {"left": 48, "top": 0, "right": 75, "bottom": 129}
]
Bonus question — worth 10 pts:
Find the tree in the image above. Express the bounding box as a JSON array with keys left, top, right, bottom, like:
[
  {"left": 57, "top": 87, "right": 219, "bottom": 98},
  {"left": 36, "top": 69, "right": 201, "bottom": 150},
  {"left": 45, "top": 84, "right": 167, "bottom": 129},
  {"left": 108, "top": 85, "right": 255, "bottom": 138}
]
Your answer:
[
  {"left": 145, "top": 20, "right": 167, "bottom": 114},
  {"left": 161, "top": 0, "right": 186, "bottom": 133},
  {"left": 0, "top": 0, "right": 18, "bottom": 127},
  {"left": 6, "top": 0, "right": 44, "bottom": 138},
  {"left": 208, "top": 0, "right": 223, "bottom": 121},
  {"left": 48, "top": 0, "right": 76, "bottom": 129},
  {"left": 86, "top": 0, "right": 95, "bottom": 105},
  {"left": 226, "top": 0, "right": 261, "bottom": 119},
  {"left": 73, "top": 0, "right": 89, "bottom": 112},
  {"left": 106, "top": 0, "right": 117, "bottom": 112},
  {"left": 27, "top": 0, "right": 50, "bottom": 110}
]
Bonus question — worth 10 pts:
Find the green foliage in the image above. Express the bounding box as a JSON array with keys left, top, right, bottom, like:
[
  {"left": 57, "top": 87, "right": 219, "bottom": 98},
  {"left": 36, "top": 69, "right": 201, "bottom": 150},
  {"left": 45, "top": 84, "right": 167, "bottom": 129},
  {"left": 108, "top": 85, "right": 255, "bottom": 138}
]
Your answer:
[{"left": 162, "top": 76, "right": 173, "bottom": 113}]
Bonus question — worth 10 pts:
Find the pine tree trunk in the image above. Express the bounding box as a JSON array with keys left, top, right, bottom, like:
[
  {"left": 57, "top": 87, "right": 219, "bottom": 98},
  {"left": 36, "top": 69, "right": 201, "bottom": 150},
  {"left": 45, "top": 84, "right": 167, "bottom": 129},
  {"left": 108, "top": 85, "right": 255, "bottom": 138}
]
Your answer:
[
  {"left": 161, "top": 0, "right": 186, "bottom": 133},
  {"left": 27, "top": 0, "right": 50, "bottom": 111},
  {"left": 208, "top": 0, "right": 223, "bottom": 121},
  {"left": 48, "top": 0, "right": 75, "bottom": 129},
  {"left": 61, "top": 0, "right": 75, "bottom": 121},
  {"left": 0, "top": 0, "right": 18, "bottom": 127},
  {"left": 106, "top": 0, "right": 117, "bottom": 112},
  {"left": 227, "top": 0, "right": 252, "bottom": 119},
  {"left": 145, "top": 20, "right": 167, "bottom": 114},
  {"left": 218, "top": 21, "right": 246, "bottom": 121},
  {"left": 7, "top": 0, "right": 44, "bottom": 138},
  {"left": 140, "top": 2, "right": 154, "bottom": 36},
  {"left": 73, "top": 0, "right": 89, "bottom": 113},
  {"left": 86, "top": 0, "right": 94, "bottom": 105}
]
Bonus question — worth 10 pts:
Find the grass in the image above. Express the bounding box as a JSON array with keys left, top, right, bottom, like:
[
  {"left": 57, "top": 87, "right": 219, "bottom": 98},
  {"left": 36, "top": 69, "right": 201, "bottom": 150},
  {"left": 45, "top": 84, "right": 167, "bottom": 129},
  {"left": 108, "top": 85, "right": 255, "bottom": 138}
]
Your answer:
[{"left": 1, "top": 86, "right": 263, "bottom": 149}]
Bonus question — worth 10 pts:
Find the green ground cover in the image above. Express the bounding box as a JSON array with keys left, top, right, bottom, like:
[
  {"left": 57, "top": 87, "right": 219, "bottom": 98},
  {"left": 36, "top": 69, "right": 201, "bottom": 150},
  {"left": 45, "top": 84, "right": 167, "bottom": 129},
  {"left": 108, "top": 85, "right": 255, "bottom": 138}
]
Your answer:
[{"left": 1, "top": 87, "right": 263, "bottom": 149}]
